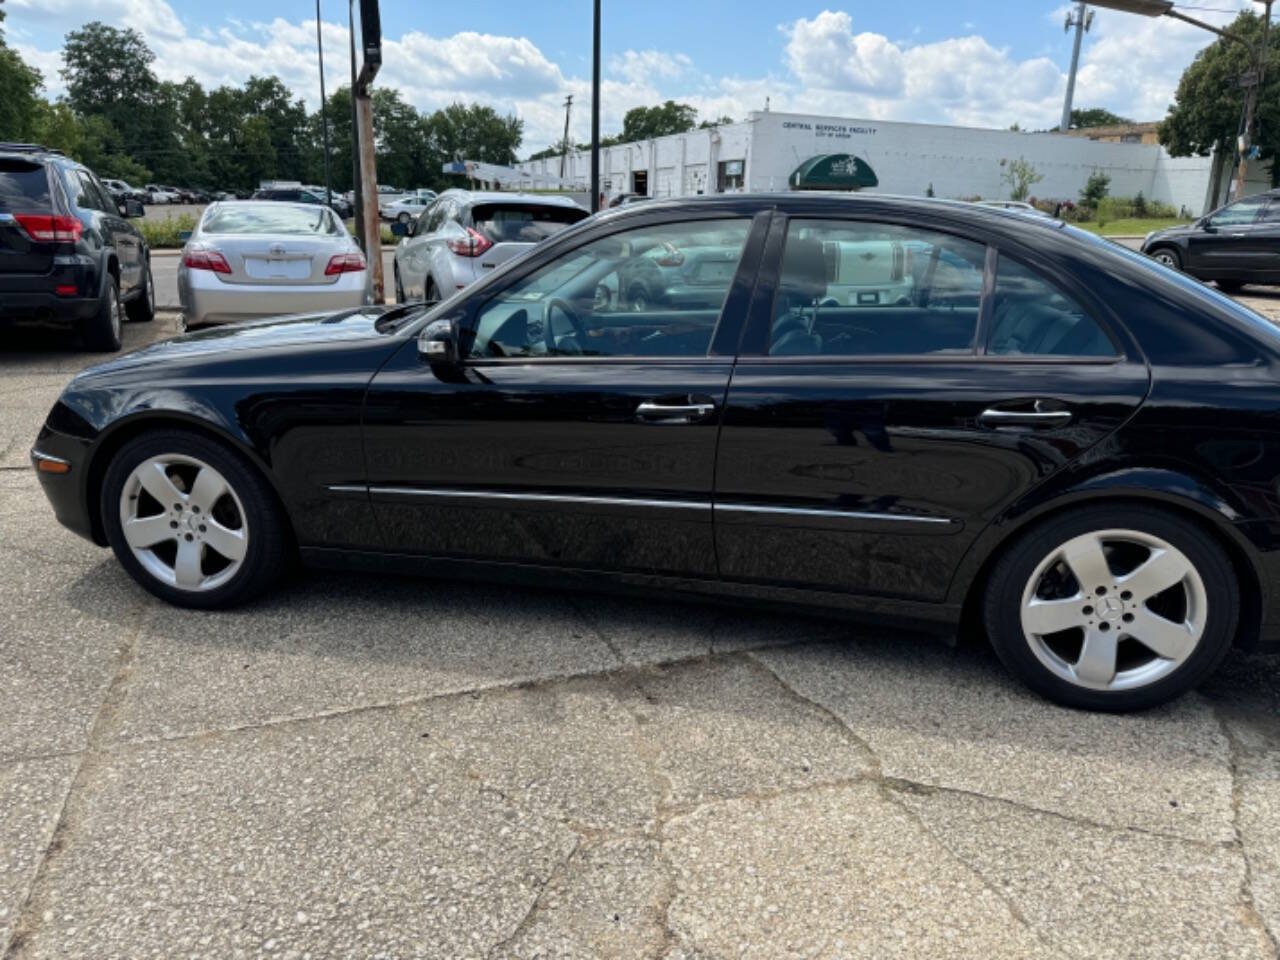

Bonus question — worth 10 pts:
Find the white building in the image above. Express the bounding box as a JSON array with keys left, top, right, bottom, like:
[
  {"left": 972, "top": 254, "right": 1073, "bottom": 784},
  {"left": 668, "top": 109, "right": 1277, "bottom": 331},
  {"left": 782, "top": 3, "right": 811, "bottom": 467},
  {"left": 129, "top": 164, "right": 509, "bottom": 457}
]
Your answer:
[{"left": 517, "top": 109, "right": 1272, "bottom": 216}]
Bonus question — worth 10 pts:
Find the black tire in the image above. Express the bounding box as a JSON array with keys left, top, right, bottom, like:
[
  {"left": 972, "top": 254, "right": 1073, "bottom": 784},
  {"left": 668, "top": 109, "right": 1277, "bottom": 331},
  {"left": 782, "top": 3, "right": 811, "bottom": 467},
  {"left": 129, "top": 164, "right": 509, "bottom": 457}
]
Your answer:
[
  {"left": 1217, "top": 279, "right": 1245, "bottom": 294},
  {"left": 83, "top": 273, "right": 123, "bottom": 352},
  {"left": 397, "top": 211, "right": 411, "bottom": 224},
  {"left": 1149, "top": 247, "right": 1182, "bottom": 271},
  {"left": 628, "top": 286, "right": 649, "bottom": 312},
  {"left": 101, "top": 429, "right": 290, "bottom": 609},
  {"left": 394, "top": 264, "right": 405, "bottom": 304},
  {"left": 982, "top": 503, "right": 1238, "bottom": 712},
  {"left": 125, "top": 261, "right": 156, "bottom": 322},
  {"left": 425, "top": 278, "right": 440, "bottom": 306}
]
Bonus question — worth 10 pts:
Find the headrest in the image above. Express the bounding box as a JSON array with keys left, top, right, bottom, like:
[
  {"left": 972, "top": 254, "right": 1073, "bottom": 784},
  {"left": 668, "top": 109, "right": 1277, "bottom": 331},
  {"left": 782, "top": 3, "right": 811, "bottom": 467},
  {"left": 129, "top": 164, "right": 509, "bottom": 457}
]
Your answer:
[{"left": 778, "top": 236, "right": 827, "bottom": 302}]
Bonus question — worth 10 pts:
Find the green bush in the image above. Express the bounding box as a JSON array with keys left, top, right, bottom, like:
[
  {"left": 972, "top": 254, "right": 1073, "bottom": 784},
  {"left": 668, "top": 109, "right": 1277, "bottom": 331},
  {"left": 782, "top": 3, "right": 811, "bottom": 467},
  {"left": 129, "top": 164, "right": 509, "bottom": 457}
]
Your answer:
[
  {"left": 131, "top": 213, "right": 198, "bottom": 249},
  {"left": 1080, "top": 171, "right": 1111, "bottom": 208}
]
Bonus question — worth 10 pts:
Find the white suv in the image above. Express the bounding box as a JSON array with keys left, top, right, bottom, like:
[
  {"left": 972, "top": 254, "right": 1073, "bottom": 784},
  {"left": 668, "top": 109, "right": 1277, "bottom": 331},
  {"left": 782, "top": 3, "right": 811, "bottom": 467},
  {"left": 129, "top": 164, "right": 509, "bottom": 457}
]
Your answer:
[{"left": 390, "top": 190, "right": 588, "bottom": 304}]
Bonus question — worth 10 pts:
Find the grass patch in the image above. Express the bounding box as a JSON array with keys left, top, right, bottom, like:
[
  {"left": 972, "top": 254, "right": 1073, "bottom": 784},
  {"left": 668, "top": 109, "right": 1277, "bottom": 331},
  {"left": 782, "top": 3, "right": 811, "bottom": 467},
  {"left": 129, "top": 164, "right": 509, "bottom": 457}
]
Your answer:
[
  {"left": 1075, "top": 217, "right": 1192, "bottom": 237},
  {"left": 131, "top": 213, "right": 198, "bottom": 249}
]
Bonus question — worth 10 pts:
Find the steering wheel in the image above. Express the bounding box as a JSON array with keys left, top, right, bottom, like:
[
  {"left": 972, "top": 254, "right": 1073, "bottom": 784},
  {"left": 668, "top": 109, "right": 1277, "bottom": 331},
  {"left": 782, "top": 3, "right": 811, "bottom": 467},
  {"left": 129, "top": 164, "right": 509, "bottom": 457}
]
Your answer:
[{"left": 541, "top": 297, "right": 588, "bottom": 354}]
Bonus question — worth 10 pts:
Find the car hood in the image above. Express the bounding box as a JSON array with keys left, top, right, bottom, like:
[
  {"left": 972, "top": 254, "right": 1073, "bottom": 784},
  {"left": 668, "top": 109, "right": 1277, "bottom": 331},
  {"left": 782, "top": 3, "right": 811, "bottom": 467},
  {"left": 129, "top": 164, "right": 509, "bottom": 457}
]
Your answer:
[
  {"left": 73, "top": 308, "right": 396, "bottom": 379},
  {"left": 1144, "top": 223, "right": 1199, "bottom": 244}
]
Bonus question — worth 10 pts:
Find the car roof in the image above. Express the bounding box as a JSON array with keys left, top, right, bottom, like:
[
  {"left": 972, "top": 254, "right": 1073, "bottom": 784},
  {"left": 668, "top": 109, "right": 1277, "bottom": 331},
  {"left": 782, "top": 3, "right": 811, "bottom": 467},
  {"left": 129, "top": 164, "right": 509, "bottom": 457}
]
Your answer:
[{"left": 438, "top": 189, "right": 584, "bottom": 209}]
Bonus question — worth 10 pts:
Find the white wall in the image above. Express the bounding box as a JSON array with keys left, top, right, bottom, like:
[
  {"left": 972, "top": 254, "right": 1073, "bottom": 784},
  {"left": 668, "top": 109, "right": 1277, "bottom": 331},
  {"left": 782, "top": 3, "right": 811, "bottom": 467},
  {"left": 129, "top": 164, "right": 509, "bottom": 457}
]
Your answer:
[{"left": 516, "top": 110, "right": 1267, "bottom": 215}]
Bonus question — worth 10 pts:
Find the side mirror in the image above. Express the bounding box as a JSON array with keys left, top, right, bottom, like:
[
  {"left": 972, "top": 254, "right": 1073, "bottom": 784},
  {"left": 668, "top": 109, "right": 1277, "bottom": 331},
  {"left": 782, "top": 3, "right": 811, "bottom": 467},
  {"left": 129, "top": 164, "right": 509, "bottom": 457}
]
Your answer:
[
  {"left": 417, "top": 317, "right": 458, "bottom": 363},
  {"left": 1200, "top": 218, "right": 1216, "bottom": 232},
  {"left": 124, "top": 199, "right": 144, "bottom": 218},
  {"left": 390, "top": 221, "right": 409, "bottom": 237}
]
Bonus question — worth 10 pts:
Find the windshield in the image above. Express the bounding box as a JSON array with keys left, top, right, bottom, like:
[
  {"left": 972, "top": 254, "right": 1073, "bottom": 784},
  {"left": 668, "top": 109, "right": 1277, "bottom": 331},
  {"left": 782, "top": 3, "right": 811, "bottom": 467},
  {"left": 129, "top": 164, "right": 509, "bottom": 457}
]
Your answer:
[
  {"left": 203, "top": 204, "right": 340, "bottom": 236},
  {"left": 471, "top": 203, "right": 588, "bottom": 244}
]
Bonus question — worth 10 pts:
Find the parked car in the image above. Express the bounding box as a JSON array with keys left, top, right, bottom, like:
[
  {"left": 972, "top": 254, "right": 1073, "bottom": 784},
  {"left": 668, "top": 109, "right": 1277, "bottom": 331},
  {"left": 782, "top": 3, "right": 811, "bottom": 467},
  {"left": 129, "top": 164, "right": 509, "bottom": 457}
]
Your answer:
[
  {"left": 380, "top": 194, "right": 434, "bottom": 223},
  {"left": 391, "top": 190, "right": 588, "bottom": 304},
  {"left": 251, "top": 186, "right": 352, "bottom": 220},
  {"left": 1141, "top": 189, "right": 1280, "bottom": 291},
  {"left": 31, "top": 192, "right": 1280, "bottom": 711},
  {"left": 102, "top": 178, "right": 147, "bottom": 206},
  {"left": 1, "top": 143, "right": 154, "bottom": 351},
  {"left": 143, "top": 184, "right": 179, "bottom": 204},
  {"left": 176, "top": 200, "right": 369, "bottom": 327}
]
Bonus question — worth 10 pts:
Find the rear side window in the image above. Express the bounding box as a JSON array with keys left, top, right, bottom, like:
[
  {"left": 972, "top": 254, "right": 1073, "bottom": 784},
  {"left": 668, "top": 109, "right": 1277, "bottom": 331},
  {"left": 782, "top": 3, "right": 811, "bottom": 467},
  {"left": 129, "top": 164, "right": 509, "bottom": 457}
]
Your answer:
[
  {"left": 770, "top": 219, "right": 986, "bottom": 356},
  {"left": 0, "top": 160, "right": 51, "bottom": 212},
  {"left": 987, "top": 255, "right": 1116, "bottom": 357},
  {"left": 470, "top": 204, "right": 588, "bottom": 244},
  {"left": 203, "top": 205, "right": 340, "bottom": 235}
]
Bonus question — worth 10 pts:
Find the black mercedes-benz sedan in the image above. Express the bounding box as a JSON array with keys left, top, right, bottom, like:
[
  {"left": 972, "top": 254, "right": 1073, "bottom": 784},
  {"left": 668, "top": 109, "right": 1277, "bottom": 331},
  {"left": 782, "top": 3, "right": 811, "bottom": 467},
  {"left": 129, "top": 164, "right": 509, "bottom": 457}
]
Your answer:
[{"left": 29, "top": 193, "right": 1280, "bottom": 711}]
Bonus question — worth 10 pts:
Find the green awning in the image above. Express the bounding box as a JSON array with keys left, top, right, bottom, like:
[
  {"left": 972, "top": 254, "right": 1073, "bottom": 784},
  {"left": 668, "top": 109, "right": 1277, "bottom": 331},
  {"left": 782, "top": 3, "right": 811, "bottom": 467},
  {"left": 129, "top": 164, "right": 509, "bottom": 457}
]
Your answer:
[{"left": 789, "top": 154, "right": 879, "bottom": 191}]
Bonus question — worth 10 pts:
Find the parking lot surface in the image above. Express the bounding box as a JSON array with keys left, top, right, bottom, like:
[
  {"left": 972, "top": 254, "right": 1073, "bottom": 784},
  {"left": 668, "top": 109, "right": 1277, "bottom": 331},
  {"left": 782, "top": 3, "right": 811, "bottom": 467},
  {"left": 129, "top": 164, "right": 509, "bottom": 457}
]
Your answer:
[{"left": 4, "top": 292, "right": 1280, "bottom": 958}]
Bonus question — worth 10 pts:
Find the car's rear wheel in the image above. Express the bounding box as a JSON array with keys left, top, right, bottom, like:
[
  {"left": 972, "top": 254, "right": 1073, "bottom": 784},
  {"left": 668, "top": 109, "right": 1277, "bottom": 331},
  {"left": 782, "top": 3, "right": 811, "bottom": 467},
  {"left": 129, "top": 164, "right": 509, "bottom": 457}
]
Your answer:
[
  {"left": 102, "top": 430, "right": 289, "bottom": 609},
  {"left": 394, "top": 264, "right": 406, "bottom": 304},
  {"left": 628, "top": 286, "right": 649, "bottom": 312},
  {"left": 1150, "top": 247, "right": 1182, "bottom": 271},
  {"left": 83, "top": 274, "right": 123, "bottom": 352},
  {"left": 983, "top": 504, "right": 1237, "bottom": 711},
  {"left": 397, "top": 212, "right": 411, "bottom": 224},
  {"left": 125, "top": 262, "right": 155, "bottom": 322},
  {"left": 424, "top": 278, "right": 441, "bottom": 306}
]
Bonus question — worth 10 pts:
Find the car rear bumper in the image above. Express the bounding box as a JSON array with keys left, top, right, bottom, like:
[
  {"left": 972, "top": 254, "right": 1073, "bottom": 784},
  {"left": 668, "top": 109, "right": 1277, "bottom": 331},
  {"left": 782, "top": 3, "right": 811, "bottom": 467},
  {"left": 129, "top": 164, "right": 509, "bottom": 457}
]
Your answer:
[
  {"left": 0, "top": 292, "right": 100, "bottom": 330},
  {"left": 179, "top": 270, "right": 371, "bottom": 326}
]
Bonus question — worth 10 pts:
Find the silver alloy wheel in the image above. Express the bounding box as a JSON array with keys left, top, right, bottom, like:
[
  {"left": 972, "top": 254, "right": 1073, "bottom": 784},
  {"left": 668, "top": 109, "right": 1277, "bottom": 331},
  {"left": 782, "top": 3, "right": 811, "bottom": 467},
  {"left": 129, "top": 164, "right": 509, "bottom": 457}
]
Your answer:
[
  {"left": 108, "top": 284, "right": 122, "bottom": 340},
  {"left": 1152, "top": 250, "right": 1178, "bottom": 269},
  {"left": 1020, "top": 529, "right": 1207, "bottom": 692},
  {"left": 118, "top": 454, "right": 249, "bottom": 592},
  {"left": 144, "top": 266, "right": 154, "bottom": 313}
]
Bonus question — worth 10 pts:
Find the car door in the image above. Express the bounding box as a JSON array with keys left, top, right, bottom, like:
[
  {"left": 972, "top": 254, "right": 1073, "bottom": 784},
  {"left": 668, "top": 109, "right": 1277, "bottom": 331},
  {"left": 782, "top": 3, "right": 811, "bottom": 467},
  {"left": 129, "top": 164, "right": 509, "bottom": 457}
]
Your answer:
[
  {"left": 69, "top": 168, "right": 141, "bottom": 293},
  {"left": 1255, "top": 198, "right": 1280, "bottom": 280},
  {"left": 713, "top": 214, "right": 1150, "bottom": 602},
  {"left": 360, "top": 212, "right": 767, "bottom": 577},
  {"left": 86, "top": 170, "right": 143, "bottom": 291},
  {"left": 401, "top": 200, "right": 446, "bottom": 300},
  {"left": 1185, "top": 195, "right": 1268, "bottom": 277}
]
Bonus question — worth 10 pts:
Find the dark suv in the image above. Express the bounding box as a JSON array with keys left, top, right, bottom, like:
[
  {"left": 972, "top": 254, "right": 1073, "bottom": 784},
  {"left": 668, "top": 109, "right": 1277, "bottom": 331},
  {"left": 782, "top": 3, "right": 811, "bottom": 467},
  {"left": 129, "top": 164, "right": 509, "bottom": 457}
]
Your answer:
[
  {"left": 1, "top": 144, "right": 154, "bottom": 351},
  {"left": 251, "top": 186, "right": 353, "bottom": 219}
]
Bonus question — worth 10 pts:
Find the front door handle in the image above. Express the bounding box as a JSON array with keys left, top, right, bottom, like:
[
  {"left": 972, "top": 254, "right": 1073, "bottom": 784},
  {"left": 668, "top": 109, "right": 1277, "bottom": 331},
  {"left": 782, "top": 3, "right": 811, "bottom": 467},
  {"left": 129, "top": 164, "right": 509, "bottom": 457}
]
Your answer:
[
  {"left": 979, "top": 408, "right": 1073, "bottom": 429},
  {"left": 636, "top": 397, "right": 717, "bottom": 424}
]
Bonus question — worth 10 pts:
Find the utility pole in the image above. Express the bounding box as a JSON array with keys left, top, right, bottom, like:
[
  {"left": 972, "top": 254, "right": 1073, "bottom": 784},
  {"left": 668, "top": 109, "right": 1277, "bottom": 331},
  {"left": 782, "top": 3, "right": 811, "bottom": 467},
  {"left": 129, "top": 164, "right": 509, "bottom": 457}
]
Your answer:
[
  {"left": 353, "top": 0, "right": 383, "bottom": 302},
  {"left": 1060, "top": 3, "right": 1094, "bottom": 132},
  {"left": 348, "top": 0, "right": 363, "bottom": 253},
  {"left": 591, "top": 0, "right": 601, "bottom": 213},
  {"left": 559, "top": 94, "right": 573, "bottom": 180},
  {"left": 315, "top": 0, "right": 332, "bottom": 209},
  {"left": 1234, "top": 0, "right": 1272, "bottom": 200}
]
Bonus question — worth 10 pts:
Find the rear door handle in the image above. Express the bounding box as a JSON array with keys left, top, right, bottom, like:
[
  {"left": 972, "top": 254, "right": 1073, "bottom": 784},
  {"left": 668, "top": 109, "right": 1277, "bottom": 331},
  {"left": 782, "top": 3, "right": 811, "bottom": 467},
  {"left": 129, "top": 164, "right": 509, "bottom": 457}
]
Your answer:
[
  {"left": 979, "top": 408, "right": 1073, "bottom": 428},
  {"left": 636, "top": 398, "right": 717, "bottom": 424}
]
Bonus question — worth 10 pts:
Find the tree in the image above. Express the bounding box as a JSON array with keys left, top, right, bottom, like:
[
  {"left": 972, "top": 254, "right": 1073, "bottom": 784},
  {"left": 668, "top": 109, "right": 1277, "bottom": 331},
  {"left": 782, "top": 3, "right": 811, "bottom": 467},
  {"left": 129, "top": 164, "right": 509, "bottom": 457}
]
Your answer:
[
  {"left": 1069, "top": 107, "right": 1132, "bottom": 129},
  {"left": 1160, "top": 10, "right": 1280, "bottom": 189},
  {"left": 699, "top": 115, "right": 734, "bottom": 129},
  {"left": 0, "top": 45, "right": 43, "bottom": 141},
  {"left": 620, "top": 101, "right": 697, "bottom": 141},
  {"left": 1080, "top": 171, "right": 1111, "bottom": 207},
  {"left": 1001, "top": 156, "right": 1043, "bottom": 202},
  {"left": 427, "top": 102, "right": 523, "bottom": 168}
]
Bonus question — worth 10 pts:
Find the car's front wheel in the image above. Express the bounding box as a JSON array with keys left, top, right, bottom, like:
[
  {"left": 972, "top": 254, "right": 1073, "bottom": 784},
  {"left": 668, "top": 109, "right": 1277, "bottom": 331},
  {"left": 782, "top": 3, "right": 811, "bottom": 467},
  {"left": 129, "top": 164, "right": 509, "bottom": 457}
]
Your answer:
[
  {"left": 102, "top": 430, "right": 289, "bottom": 609},
  {"left": 397, "top": 212, "right": 411, "bottom": 224},
  {"left": 983, "top": 504, "right": 1237, "bottom": 711},
  {"left": 1150, "top": 247, "right": 1182, "bottom": 271}
]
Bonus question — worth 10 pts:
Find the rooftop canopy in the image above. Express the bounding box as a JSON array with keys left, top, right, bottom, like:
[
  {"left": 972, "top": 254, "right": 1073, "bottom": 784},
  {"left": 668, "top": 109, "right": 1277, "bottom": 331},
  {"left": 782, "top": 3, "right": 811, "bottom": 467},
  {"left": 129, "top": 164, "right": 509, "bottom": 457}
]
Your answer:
[{"left": 789, "top": 154, "right": 879, "bottom": 191}]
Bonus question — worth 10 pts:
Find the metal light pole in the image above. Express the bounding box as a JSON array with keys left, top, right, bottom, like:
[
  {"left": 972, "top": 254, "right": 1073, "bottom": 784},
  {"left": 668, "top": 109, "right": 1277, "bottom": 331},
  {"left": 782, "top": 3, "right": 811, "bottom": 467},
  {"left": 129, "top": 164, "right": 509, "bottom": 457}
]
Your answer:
[
  {"left": 1060, "top": 3, "right": 1095, "bottom": 131},
  {"left": 315, "top": 0, "right": 332, "bottom": 208},
  {"left": 1088, "top": 0, "right": 1273, "bottom": 200},
  {"left": 591, "top": 0, "right": 601, "bottom": 213},
  {"left": 348, "top": 0, "right": 363, "bottom": 252}
]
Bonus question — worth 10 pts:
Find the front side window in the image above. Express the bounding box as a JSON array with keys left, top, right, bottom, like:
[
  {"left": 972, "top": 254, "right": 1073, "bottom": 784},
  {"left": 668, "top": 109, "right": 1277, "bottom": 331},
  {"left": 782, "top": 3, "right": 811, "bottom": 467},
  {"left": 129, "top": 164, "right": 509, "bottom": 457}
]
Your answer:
[
  {"left": 769, "top": 219, "right": 986, "bottom": 356},
  {"left": 1208, "top": 197, "right": 1266, "bottom": 228},
  {"left": 987, "top": 255, "right": 1116, "bottom": 357},
  {"left": 468, "top": 218, "right": 750, "bottom": 359}
]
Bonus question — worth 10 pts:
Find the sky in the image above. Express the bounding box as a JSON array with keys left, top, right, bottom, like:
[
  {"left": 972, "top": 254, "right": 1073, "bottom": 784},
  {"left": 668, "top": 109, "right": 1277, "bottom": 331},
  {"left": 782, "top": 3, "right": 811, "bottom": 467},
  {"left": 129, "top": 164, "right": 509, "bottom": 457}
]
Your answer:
[{"left": 4, "top": 0, "right": 1264, "bottom": 156}]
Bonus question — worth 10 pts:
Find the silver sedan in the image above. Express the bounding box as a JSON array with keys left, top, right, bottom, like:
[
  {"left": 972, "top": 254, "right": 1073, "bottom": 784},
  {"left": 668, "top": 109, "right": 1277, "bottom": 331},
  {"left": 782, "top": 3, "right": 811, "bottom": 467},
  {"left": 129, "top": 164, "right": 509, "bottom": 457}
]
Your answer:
[{"left": 178, "top": 201, "right": 370, "bottom": 326}]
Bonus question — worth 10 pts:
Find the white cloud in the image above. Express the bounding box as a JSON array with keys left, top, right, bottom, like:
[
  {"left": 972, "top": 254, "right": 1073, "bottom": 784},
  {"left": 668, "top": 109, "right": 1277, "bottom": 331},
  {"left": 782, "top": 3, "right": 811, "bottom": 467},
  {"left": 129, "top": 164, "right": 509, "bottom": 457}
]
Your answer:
[{"left": 608, "top": 50, "right": 692, "bottom": 85}]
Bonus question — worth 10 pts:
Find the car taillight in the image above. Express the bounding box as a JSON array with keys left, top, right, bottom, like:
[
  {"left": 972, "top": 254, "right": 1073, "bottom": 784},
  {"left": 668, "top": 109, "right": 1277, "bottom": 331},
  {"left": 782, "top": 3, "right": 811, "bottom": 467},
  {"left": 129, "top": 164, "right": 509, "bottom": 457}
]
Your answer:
[
  {"left": 181, "top": 245, "right": 232, "bottom": 274},
  {"left": 13, "top": 215, "right": 83, "bottom": 243},
  {"left": 446, "top": 227, "right": 493, "bottom": 258},
  {"left": 655, "top": 241, "right": 684, "bottom": 267},
  {"left": 324, "top": 252, "right": 367, "bottom": 275}
]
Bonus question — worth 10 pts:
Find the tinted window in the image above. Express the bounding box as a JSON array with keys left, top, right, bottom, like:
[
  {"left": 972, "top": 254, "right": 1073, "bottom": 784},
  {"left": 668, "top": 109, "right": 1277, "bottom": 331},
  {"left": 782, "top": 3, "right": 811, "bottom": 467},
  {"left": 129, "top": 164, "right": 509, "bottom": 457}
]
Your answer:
[
  {"left": 469, "top": 218, "right": 750, "bottom": 359},
  {"left": 203, "top": 204, "right": 340, "bottom": 235},
  {"left": 988, "top": 255, "right": 1116, "bottom": 357},
  {"left": 1209, "top": 197, "right": 1266, "bottom": 227},
  {"left": 770, "top": 219, "right": 985, "bottom": 357},
  {"left": 423, "top": 200, "right": 448, "bottom": 234},
  {"left": 470, "top": 204, "right": 588, "bottom": 244},
  {"left": 0, "top": 160, "right": 51, "bottom": 212}
]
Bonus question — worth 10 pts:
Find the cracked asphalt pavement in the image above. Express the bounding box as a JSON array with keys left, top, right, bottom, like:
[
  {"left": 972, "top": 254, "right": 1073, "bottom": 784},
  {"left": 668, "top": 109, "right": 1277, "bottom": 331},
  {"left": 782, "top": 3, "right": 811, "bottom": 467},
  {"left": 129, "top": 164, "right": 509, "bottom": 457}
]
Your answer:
[{"left": 5, "top": 294, "right": 1280, "bottom": 959}]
